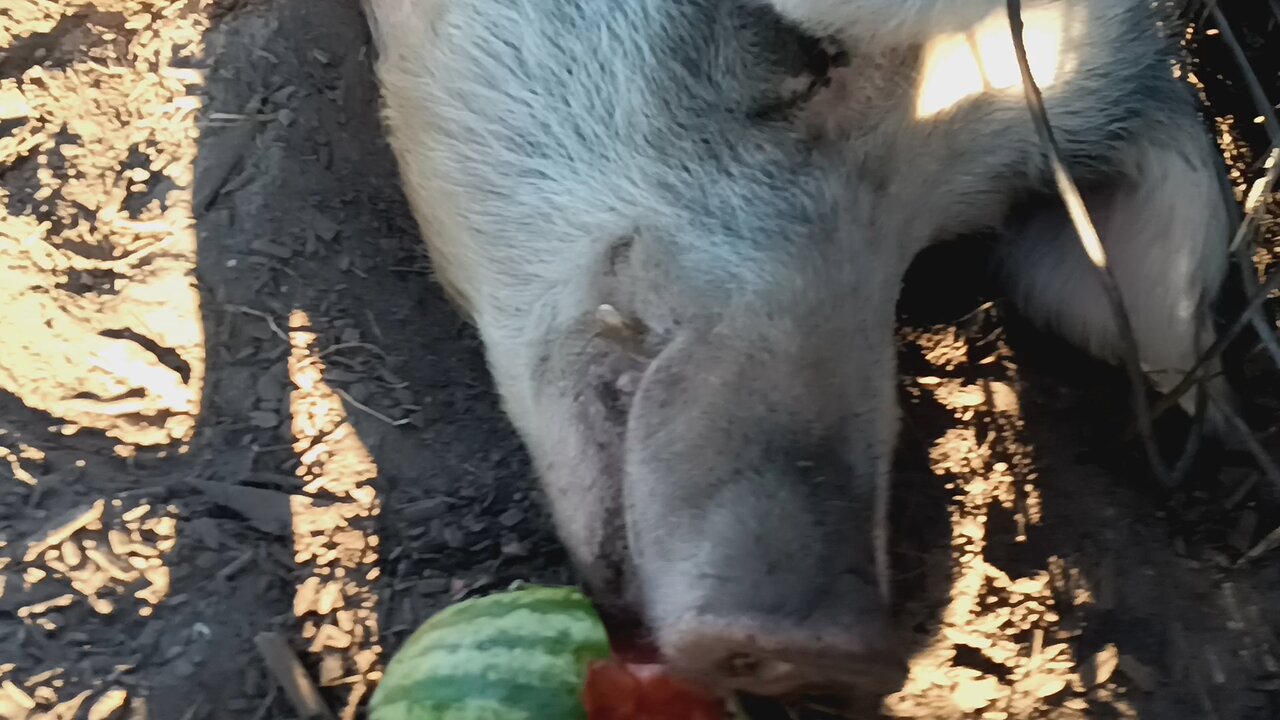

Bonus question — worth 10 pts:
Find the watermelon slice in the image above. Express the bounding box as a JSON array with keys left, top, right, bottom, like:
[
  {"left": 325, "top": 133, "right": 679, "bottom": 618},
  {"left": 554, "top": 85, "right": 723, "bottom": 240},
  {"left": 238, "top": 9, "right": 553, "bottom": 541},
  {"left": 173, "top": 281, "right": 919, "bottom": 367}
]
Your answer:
[{"left": 370, "top": 585, "right": 726, "bottom": 720}]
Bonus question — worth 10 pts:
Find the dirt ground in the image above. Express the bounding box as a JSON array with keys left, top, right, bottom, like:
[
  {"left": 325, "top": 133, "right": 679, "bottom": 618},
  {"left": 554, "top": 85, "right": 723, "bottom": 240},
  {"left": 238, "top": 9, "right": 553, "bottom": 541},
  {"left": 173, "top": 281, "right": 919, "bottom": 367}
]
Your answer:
[{"left": 0, "top": 1, "right": 1277, "bottom": 719}]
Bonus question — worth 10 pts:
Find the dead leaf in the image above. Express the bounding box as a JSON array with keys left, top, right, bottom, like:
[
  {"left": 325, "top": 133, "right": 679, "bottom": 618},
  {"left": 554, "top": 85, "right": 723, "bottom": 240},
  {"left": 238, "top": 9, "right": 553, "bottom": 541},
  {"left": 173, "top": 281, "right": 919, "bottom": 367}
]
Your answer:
[
  {"left": 951, "top": 675, "right": 1005, "bottom": 712},
  {"left": 88, "top": 688, "right": 128, "bottom": 720}
]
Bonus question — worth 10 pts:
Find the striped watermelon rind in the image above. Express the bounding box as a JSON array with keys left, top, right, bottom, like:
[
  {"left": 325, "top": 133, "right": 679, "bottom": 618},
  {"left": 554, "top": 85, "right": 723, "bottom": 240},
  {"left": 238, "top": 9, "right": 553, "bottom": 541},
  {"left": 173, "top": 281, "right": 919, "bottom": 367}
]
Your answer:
[{"left": 369, "top": 585, "right": 611, "bottom": 720}]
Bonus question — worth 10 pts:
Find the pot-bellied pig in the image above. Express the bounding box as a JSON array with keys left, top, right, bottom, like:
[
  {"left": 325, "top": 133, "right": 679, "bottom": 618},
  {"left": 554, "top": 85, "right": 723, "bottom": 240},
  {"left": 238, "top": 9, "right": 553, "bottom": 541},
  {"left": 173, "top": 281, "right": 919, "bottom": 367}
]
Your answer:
[{"left": 363, "top": 0, "right": 1229, "bottom": 697}]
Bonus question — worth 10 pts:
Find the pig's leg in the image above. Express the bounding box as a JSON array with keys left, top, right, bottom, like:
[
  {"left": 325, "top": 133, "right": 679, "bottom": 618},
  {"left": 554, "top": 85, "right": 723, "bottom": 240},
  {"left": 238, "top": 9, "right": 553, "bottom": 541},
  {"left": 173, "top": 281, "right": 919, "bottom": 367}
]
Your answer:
[{"left": 998, "top": 135, "right": 1233, "bottom": 423}]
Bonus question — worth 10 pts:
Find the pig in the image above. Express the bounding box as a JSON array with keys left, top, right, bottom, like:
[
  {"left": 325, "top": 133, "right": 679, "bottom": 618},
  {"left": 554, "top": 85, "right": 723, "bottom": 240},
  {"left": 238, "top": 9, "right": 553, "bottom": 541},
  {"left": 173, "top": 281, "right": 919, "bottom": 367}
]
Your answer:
[{"left": 362, "top": 0, "right": 1231, "bottom": 697}]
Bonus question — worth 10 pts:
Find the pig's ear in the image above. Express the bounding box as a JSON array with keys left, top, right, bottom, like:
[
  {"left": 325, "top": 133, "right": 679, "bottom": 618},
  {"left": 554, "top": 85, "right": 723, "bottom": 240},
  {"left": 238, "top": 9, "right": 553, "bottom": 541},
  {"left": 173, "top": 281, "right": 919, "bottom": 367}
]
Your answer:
[{"left": 997, "top": 135, "right": 1233, "bottom": 430}]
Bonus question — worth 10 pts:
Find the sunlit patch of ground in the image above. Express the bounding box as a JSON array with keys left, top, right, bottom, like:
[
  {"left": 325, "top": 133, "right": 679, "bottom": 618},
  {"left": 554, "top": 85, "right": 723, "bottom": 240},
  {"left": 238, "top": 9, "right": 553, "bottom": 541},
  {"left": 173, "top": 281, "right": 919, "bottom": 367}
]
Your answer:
[
  {"left": 0, "top": 493, "right": 178, "bottom": 717},
  {"left": 1, "top": 2, "right": 217, "bottom": 717},
  {"left": 884, "top": 309, "right": 1139, "bottom": 720},
  {"left": 0, "top": 0, "right": 208, "bottom": 446},
  {"left": 286, "top": 310, "right": 383, "bottom": 719}
]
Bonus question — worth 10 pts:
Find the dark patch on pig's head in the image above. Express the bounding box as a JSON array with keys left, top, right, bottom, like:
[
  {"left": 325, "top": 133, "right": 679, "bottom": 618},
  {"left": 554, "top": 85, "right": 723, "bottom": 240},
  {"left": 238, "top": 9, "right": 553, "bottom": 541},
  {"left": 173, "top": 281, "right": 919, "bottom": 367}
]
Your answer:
[{"left": 518, "top": 230, "right": 709, "bottom": 628}]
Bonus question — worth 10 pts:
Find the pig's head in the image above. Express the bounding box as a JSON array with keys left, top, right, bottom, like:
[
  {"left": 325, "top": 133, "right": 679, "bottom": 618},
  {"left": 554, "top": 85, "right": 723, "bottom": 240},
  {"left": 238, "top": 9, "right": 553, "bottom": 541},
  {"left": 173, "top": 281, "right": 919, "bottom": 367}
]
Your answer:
[{"left": 515, "top": 215, "right": 911, "bottom": 698}]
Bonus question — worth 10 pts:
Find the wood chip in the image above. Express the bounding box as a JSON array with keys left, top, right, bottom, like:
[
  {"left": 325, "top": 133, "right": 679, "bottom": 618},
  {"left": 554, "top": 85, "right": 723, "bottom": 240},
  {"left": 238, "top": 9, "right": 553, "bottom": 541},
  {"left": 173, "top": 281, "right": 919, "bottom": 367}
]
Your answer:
[
  {"left": 1, "top": 680, "right": 35, "bottom": 710},
  {"left": 121, "top": 504, "right": 151, "bottom": 523},
  {"left": 1083, "top": 644, "right": 1120, "bottom": 687},
  {"left": 84, "top": 548, "right": 139, "bottom": 582},
  {"left": 951, "top": 675, "right": 1004, "bottom": 712},
  {"left": 1118, "top": 654, "right": 1159, "bottom": 692},
  {"left": 318, "top": 654, "right": 346, "bottom": 686},
  {"left": 0, "top": 88, "right": 31, "bottom": 120},
  {"left": 49, "top": 690, "right": 94, "bottom": 719},
  {"left": 1022, "top": 674, "right": 1068, "bottom": 699},
  {"left": 183, "top": 479, "right": 293, "bottom": 537},
  {"left": 254, "top": 632, "right": 336, "bottom": 720},
  {"left": 311, "top": 212, "right": 340, "bottom": 241},
  {"left": 399, "top": 497, "right": 456, "bottom": 522},
  {"left": 249, "top": 410, "right": 281, "bottom": 429},
  {"left": 22, "top": 500, "right": 105, "bottom": 562},
  {"left": 309, "top": 624, "right": 353, "bottom": 652},
  {"left": 136, "top": 566, "right": 170, "bottom": 605},
  {"left": 88, "top": 688, "right": 128, "bottom": 720},
  {"left": 316, "top": 581, "right": 346, "bottom": 615}
]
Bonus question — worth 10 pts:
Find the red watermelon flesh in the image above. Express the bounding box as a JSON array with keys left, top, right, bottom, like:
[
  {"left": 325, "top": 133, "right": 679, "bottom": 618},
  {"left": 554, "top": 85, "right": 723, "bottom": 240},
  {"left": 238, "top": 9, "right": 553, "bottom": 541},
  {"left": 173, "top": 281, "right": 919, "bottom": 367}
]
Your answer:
[{"left": 584, "top": 659, "right": 725, "bottom": 720}]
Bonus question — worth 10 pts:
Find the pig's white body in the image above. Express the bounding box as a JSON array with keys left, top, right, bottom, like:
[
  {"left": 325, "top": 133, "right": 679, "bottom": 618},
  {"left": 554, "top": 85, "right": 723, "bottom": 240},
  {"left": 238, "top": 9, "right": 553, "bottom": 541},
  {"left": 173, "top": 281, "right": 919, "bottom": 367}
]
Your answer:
[{"left": 365, "top": 0, "right": 1229, "bottom": 695}]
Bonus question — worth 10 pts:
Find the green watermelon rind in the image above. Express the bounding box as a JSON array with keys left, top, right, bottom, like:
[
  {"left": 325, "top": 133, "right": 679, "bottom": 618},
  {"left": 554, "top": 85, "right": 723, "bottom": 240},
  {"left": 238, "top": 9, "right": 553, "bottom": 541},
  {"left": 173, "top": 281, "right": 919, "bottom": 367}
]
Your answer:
[{"left": 369, "top": 585, "right": 611, "bottom": 720}]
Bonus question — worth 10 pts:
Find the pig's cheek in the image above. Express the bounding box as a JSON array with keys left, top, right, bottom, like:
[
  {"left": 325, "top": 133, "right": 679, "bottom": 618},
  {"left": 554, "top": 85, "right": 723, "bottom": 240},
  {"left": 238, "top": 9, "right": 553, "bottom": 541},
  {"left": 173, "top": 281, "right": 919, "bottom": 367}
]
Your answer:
[{"left": 583, "top": 353, "right": 648, "bottom": 430}]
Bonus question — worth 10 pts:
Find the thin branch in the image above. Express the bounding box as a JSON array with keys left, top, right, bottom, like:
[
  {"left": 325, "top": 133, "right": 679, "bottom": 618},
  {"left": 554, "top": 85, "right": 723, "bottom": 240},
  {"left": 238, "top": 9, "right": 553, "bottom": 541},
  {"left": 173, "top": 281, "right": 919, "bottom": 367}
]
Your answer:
[
  {"left": 1235, "top": 242, "right": 1280, "bottom": 369},
  {"left": 318, "top": 341, "right": 391, "bottom": 361},
  {"left": 1170, "top": 327, "right": 1210, "bottom": 485},
  {"left": 1149, "top": 267, "right": 1280, "bottom": 422},
  {"left": 1201, "top": 4, "right": 1280, "bottom": 369},
  {"left": 1206, "top": 4, "right": 1280, "bottom": 142},
  {"left": 1239, "top": 524, "right": 1280, "bottom": 566},
  {"left": 1207, "top": 4, "right": 1280, "bottom": 269},
  {"left": 1228, "top": 147, "right": 1279, "bottom": 254},
  {"left": 1005, "top": 0, "right": 1173, "bottom": 485},
  {"left": 226, "top": 304, "right": 290, "bottom": 343},
  {"left": 332, "top": 386, "right": 413, "bottom": 427},
  {"left": 1211, "top": 396, "right": 1280, "bottom": 496}
]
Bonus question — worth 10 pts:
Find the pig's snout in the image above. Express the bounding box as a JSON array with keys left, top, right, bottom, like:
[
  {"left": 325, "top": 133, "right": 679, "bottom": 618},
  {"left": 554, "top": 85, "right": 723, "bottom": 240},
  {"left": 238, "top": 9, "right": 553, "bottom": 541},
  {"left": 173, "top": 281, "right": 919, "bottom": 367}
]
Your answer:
[
  {"left": 663, "top": 615, "right": 905, "bottom": 696},
  {"left": 623, "top": 318, "right": 904, "bottom": 699}
]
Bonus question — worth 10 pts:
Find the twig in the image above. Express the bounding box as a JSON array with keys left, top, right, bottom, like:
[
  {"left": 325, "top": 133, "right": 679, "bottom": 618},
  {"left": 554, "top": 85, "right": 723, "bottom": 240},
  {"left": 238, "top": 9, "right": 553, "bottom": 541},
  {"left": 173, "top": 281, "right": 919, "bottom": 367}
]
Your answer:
[
  {"left": 226, "top": 304, "right": 290, "bottom": 343},
  {"left": 332, "top": 386, "right": 413, "bottom": 427},
  {"left": 1149, "top": 267, "right": 1280, "bottom": 421},
  {"left": 1170, "top": 344, "right": 1209, "bottom": 485},
  {"left": 1201, "top": 4, "right": 1280, "bottom": 368},
  {"left": 1235, "top": 242, "right": 1280, "bottom": 369},
  {"left": 1228, "top": 147, "right": 1279, "bottom": 254},
  {"left": 216, "top": 548, "right": 257, "bottom": 582},
  {"left": 249, "top": 684, "right": 279, "bottom": 720},
  {"left": 1210, "top": 396, "right": 1280, "bottom": 496},
  {"left": 1005, "top": 0, "right": 1172, "bottom": 485},
  {"left": 318, "top": 341, "right": 390, "bottom": 360},
  {"left": 364, "top": 309, "right": 386, "bottom": 344},
  {"left": 1207, "top": 6, "right": 1280, "bottom": 355},
  {"left": 1239, "top": 524, "right": 1280, "bottom": 566},
  {"left": 22, "top": 500, "right": 106, "bottom": 563},
  {"left": 254, "top": 632, "right": 337, "bottom": 720},
  {"left": 1206, "top": 4, "right": 1280, "bottom": 142}
]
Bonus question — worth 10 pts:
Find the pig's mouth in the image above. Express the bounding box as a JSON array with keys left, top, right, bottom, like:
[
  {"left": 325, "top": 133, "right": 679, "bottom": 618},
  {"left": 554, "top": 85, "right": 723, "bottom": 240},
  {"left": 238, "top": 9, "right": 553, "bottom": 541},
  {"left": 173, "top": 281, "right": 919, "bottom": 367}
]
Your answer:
[
  {"left": 593, "top": 595, "right": 664, "bottom": 664},
  {"left": 591, "top": 592, "right": 905, "bottom": 706}
]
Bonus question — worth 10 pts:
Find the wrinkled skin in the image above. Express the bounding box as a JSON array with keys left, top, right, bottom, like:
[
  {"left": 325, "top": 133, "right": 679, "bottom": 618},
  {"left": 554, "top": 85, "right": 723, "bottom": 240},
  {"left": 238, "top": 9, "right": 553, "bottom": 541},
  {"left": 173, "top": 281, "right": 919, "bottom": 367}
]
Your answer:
[{"left": 364, "top": 0, "right": 1230, "bottom": 698}]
